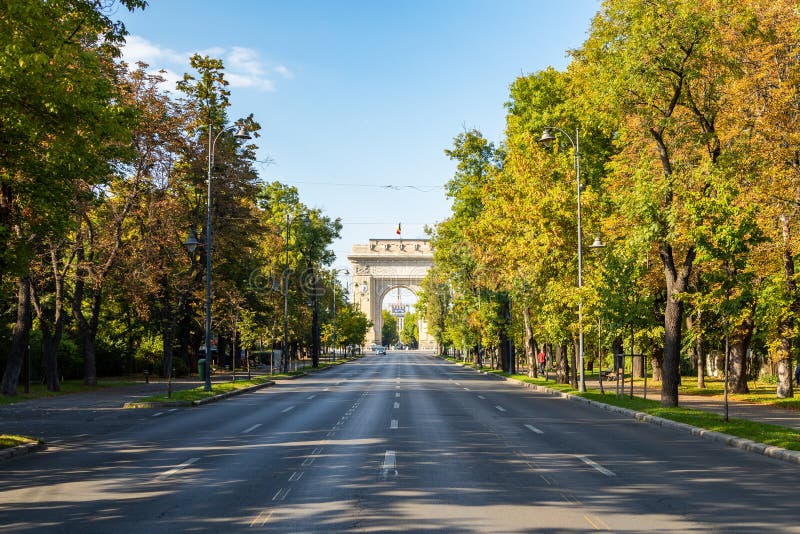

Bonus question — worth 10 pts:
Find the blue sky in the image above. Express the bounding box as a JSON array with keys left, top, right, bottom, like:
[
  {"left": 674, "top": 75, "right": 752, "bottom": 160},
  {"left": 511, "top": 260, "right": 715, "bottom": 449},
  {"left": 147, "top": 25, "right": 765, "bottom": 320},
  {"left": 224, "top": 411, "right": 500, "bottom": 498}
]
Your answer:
[{"left": 116, "top": 0, "right": 600, "bottom": 281}]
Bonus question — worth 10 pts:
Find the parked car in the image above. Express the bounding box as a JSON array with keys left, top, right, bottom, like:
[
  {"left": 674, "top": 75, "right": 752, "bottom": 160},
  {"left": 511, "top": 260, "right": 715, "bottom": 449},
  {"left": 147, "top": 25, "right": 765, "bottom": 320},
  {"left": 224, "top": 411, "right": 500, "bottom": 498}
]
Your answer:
[{"left": 376, "top": 345, "right": 387, "bottom": 355}]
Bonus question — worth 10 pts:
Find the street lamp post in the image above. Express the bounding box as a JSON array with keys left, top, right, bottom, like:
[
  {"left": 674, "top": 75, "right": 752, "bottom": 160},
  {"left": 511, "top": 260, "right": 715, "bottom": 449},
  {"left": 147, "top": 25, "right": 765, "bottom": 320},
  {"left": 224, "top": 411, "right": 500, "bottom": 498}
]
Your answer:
[
  {"left": 282, "top": 213, "right": 291, "bottom": 374},
  {"left": 185, "top": 123, "right": 250, "bottom": 391},
  {"left": 281, "top": 213, "right": 311, "bottom": 374},
  {"left": 330, "top": 269, "right": 349, "bottom": 361},
  {"left": 539, "top": 126, "right": 586, "bottom": 392}
]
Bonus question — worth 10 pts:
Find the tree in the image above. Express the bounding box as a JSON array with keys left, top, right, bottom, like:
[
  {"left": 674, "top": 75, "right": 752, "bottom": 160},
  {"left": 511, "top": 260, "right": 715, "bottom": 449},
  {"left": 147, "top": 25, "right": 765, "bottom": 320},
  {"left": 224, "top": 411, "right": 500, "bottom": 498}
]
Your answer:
[
  {"left": 400, "top": 311, "right": 419, "bottom": 348},
  {"left": 0, "top": 0, "right": 146, "bottom": 395},
  {"left": 381, "top": 311, "right": 399, "bottom": 347},
  {"left": 575, "top": 0, "right": 745, "bottom": 406}
]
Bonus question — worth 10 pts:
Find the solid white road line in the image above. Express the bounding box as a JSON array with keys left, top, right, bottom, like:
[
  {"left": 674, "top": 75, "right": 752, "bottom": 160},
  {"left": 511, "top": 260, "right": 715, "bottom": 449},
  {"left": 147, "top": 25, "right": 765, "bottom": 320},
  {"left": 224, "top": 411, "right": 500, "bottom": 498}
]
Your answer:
[
  {"left": 495, "top": 405, "right": 507, "bottom": 412},
  {"left": 281, "top": 405, "right": 295, "bottom": 413},
  {"left": 157, "top": 457, "right": 199, "bottom": 480},
  {"left": 524, "top": 424, "right": 544, "bottom": 435},
  {"left": 577, "top": 455, "right": 616, "bottom": 477},
  {"left": 390, "top": 419, "right": 398, "bottom": 429},
  {"left": 242, "top": 424, "right": 262, "bottom": 434}
]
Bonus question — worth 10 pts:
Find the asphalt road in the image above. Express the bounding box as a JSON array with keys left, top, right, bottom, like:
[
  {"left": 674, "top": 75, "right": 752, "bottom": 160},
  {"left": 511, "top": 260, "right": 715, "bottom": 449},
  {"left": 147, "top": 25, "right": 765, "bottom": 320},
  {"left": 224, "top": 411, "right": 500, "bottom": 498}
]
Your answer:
[{"left": 1, "top": 351, "right": 799, "bottom": 533}]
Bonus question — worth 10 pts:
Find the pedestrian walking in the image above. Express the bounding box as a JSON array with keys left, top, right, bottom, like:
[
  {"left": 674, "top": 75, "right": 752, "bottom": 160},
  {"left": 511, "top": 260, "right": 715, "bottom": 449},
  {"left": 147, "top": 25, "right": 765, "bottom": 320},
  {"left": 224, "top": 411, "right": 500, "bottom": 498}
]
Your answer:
[{"left": 537, "top": 349, "right": 546, "bottom": 376}]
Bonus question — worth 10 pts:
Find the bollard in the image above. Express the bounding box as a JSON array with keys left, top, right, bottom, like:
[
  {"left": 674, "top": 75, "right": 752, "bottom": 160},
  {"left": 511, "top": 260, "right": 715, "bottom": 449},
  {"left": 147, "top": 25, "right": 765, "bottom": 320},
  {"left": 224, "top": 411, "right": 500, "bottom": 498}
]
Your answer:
[{"left": 144, "top": 369, "right": 150, "bottom": 384}]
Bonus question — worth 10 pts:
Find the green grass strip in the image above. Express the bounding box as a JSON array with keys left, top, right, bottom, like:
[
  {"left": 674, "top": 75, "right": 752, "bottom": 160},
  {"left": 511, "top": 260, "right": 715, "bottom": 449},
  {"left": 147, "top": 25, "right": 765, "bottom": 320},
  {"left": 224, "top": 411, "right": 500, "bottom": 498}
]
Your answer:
[
  {"left": 499, "top": 372, "right": 800, "bottom": 451},
  {"left": 0, "top": 379, "right": 138, "bottom": 406},
  {"left": 141, "top": 376, "right": 275, "bottom": 403},
  {"left": 0, "top": 434, "right": 39, "bottom": 449}
]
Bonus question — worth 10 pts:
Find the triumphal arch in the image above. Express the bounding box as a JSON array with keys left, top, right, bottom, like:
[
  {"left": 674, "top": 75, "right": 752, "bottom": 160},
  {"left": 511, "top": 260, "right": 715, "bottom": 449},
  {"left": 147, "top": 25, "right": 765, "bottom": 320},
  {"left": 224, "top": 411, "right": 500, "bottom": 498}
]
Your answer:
[{"left": 348, "top": 239, "right": 436, "bottom": 350}]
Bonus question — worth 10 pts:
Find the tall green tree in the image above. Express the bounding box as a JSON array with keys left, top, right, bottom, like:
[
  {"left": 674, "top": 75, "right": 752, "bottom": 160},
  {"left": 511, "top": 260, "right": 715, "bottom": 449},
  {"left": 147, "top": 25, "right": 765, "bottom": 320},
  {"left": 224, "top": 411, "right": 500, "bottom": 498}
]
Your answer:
[
  {"left": 381, "top": 310, "right": 399, "bottom": 347},
  {"left": 0, "top": 0, "right": 145, "bottom": 395}
]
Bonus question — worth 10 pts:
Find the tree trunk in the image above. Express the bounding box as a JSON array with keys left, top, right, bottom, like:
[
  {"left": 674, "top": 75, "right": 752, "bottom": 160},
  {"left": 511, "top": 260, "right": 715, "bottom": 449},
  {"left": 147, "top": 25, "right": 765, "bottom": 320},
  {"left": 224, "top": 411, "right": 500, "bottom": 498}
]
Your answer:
[
  {"left": 660, "top": 243, "right": 696, "bottom": 407},
  {"left": 30, "top": 245, "right": 69, "bottom": 392},
  {"left": 692, "top": 310, "right": 706, "bottom": 388},
  {"left": 651, "top": 345, "right": 664, "bottom": 382},
  {"left": 162, "top": 317, "right": 175, "bottom": 379},
  {"left": 312, "top": 276, "right": 320, "bottom": 368},
  {"left": 570, "top": 339, "right": 578, "bottom": 389},
  {"left": 1, "top": 277, "right": 32, "bottom": 396},
  {"left": 777, "top": 215, "right": 796, "bottom": 398},
  {"left": 729, "top": 308, "right": 755, "bottom": 394},
  {"left": 498, "top": 296, "right": 512, "bottom": 373},
  {"left": 612, "top": 336, "right": 624, "bottom": 368},
  {"left": 523, "top": 306, "right": 536, "bottom": 378},
  {"left": 556, "top": 343, "right": 568, "bottom": 384}
]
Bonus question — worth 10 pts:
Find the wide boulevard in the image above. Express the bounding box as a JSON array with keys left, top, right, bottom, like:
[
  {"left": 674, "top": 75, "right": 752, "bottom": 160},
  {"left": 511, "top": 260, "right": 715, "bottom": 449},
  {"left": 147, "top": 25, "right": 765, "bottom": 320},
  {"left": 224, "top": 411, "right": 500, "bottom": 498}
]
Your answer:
[{"left": 1, "top": 351, "right": 797, "bottom": 532}]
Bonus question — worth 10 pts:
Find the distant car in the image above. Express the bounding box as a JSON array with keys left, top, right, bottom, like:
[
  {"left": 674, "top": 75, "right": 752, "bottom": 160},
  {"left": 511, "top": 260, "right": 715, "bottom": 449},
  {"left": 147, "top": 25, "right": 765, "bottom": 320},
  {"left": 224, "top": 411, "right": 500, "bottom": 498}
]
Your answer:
[{"left": 376, "top": 346, "right": 387, "bottom": 355}]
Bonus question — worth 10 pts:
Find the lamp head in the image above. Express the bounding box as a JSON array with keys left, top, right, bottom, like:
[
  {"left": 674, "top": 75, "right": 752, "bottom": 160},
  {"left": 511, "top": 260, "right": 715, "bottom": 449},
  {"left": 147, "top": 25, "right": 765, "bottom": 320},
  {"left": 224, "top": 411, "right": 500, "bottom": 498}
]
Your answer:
[
  {"left": 233, "top": 126, "right": 251, "bottom": 140},
  {"left": 589, "top": 235, "right": 606, "bottom": 249},
  {"left": 183, "top": 229, "right": 200, "bottom": 254},
  {"left": 538, "top": 128, "right": 557, "bottom": 145}
]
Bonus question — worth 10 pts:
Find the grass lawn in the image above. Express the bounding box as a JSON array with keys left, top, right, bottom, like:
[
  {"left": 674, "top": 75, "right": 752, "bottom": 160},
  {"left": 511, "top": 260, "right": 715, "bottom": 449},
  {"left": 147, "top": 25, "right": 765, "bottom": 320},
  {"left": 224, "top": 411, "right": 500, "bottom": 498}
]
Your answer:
[
  {"left": 0, "top": 434, "right": 39, "bottom": 449},
  {"left": 140, "top": 359, "right": 353, "bottom": 403},
  {"left": 0, "top": 378, "right": 139, "bottom": 406},
  {"left": 445, "top": 357, "right": 800, "bottom": 452},
  {"left": 141, "top": 376, "right": 275, "bottom": 403}
]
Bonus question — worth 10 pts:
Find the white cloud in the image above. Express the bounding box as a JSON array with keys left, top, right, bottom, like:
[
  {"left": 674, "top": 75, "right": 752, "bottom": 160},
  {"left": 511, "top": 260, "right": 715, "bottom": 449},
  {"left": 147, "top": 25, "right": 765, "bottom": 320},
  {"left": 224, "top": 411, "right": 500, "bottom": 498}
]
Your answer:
[
  {"left": 123, "top": 35, "right": 188, "bottom": 67},
  {"left": 227, "top": 72, "right": 275, "bottom": 92},
  {"left": 273, "top": 65, "right": 294, "bottom": 79},
  {"left": 121, "top": 35, "right": 284, "bottom": 93}
]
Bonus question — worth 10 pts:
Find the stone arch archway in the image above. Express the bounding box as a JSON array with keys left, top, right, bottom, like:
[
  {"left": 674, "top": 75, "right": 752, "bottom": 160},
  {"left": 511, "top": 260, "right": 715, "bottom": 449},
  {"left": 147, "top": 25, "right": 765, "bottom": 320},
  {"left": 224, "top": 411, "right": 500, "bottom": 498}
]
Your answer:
[{"left": 348, "top": 239, "right": 435, "bottom": 349}]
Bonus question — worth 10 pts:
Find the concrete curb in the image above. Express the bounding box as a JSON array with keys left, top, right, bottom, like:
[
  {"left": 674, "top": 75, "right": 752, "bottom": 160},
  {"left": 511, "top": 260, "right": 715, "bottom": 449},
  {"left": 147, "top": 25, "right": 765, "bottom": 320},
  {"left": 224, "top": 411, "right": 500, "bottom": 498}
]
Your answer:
[
  {"left": 0, "top": 441, "right": 46, "bottom": 462},
  {"left": 192, "top": 380, "right": 275, "bottom": 405},
  {"left": 122, "top": 380, "right": 276, "bottom": 408},
  {"left": 448, "top": 358, "right": 800, "bottom": 466}
]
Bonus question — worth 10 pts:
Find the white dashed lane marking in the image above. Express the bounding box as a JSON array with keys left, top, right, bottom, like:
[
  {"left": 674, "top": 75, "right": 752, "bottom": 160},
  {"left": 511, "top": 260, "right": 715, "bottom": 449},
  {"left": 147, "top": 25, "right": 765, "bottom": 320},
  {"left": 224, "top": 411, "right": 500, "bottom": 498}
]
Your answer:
[
  {"left": 242, "top": 424, "right": 262, "bottom": 434},
  {"left": 382, "top": 450, "right": 396, "bottom": 470},
  {"left": 577, "top": 456, "right": 615, "bottom": 477},
  {"left": 524, "top": 424, "right": 544, "bottom": 434},
  {"left": 495, "top": 406, "right": 507, "bottom": 412},
  {"left": 156, "top": 457, "right": 199, "bottom": 480},
  {"left": 281, "top": 405, "right": 295, "bottom": 413}
]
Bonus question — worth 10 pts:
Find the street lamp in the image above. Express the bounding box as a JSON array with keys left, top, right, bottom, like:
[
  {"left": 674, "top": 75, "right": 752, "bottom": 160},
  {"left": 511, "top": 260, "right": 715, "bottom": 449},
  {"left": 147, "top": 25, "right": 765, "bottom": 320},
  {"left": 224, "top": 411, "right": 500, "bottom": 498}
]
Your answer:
[
  {"left": 281, "top": 213, "right": 310, "bottom": 374},
  {"left": 330, "top": 269, "right": 349, "bottom": 361},
  {"left": 539, "top": 126, "right": 587, "bottom": 392},
  {"left": 185, "top": 123, "right": 250, "bottom": 391}
]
